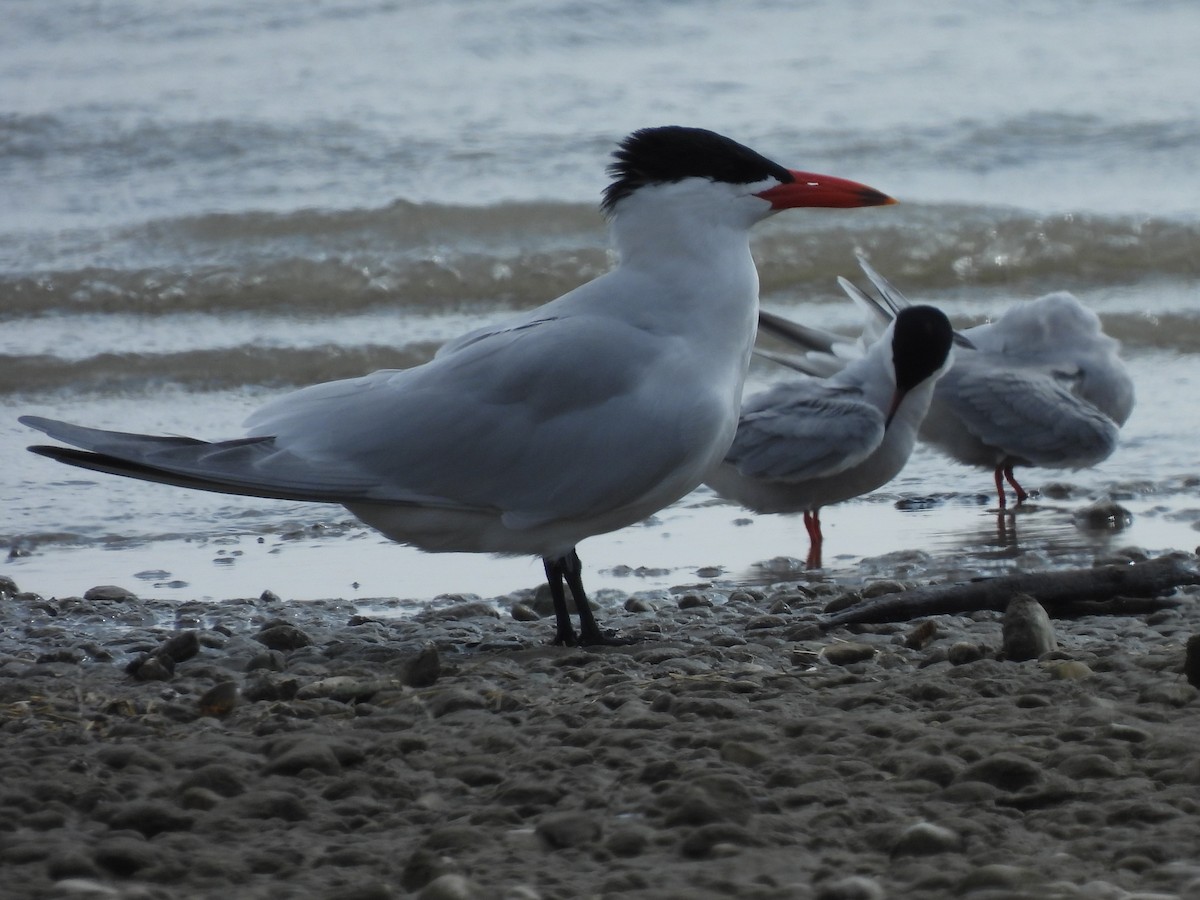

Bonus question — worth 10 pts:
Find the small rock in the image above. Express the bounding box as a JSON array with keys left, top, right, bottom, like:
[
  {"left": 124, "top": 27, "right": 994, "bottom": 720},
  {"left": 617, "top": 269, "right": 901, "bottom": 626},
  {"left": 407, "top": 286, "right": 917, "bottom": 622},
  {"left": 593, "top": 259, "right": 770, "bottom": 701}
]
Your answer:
[
  {"left": 296, "top": 676, "right": 392, "bottom": 703},
  {"left": 265, "top": 740, "right": 344, "bottom": 776},
  {"left": 426, "top": 689, "right": 487, "bottom": 717},
  {"left": 510, "top": 602, "right": 541, "bottom": 622},
  {"left": 946, "top": 641, "right": 985, "bottom": 665},
  {"left": 198, "top": 681, "right": 239, "bottom": 716},
  {"left": 129, "top": 655, "right": 174, "bottom": 682},
  {"left": 418, "top": 874, "right": 483, "bottom": 900},
  {"left": 102, "top": 800, "right": 193, "bottom": 838},
  {"left": 623, "top": 596, "right": 656, "bottom": 613},
  {"left": 404, "top": 644, "right": 441, "bottom": 688},
  {"left": 243, "top": 674, "right": 300, "bottom": 702},
  {"left": 1139, "top": 682, "right": 1199, "bottom": 707},
  {"left": 816, "top": 875, "right": 886, "bottom": 900},
  {"left": 401, "top": 849, "right": 454, "bottom": 893},
  {"left": 179, "top": 787, "right": 223, "bottom": 810},
  {"left": 230, "top": 790, "right": 309, "bottom": 821},
  {"left": 892, "top": 821, "right": 962, "bottom": 856},
  {"left": 719, "top": 741, "right": 769, "bottom": 767},
  {"left": 1051, "top": 660, "right": 1093, "bottom": 680},
  {"left": 84, "top": 585, "right": 137, "bottom": 602},
  {"left": 1002, "top": 594, "right": 1057, "bottom": 661},
  {"left": 535, "top": 811, "right": 601, "bottom": 849},
  {"left": 821, "top": 642, "right": 876, "bottom": 667},
  {"left": 46, "top": 878, "right": 121, "bottom": 897},
  {"left": 677, "top": 594, "right": 713, "bottom": 610},
  {"left": 1106, "top": 723, "right": 1151, "bottom": 743},
  {"left": 246, "top": 649, "right": 286, "bottom": 671},
  {"left": 680, "top": 823, "right": 755, "bottom": 858},
  {"left": 156, "top": 630, "right": 201, "bottom": 663},
  {"left": 180, "top": 764, "right": 247, "bottom": 798},
  {"left": 861, "top": 580, "right": 906, "bottom": 599},
  {"left": 961, "top": 753, "right": 1043, "bottom": 792},
  {"left": 92, "top": 837, "right": 157, "bottom": 876},
  {"left": 605, "top": 826, "right": 650, "bottom": 858},
  {"left": 958, "top": 864, "right": 1039, "bottom": 892},
  {"left": 45, "top": 851, "right": 103, "bottom": 881},
  {"left": 419, "top": 601, "right": 501, "bottom": 622},
  {"left": 903, "top": 620, "right": 939, "bottom": 650},
  {"left": 255, "top": 624, "right": 313, "bottom": 651}
]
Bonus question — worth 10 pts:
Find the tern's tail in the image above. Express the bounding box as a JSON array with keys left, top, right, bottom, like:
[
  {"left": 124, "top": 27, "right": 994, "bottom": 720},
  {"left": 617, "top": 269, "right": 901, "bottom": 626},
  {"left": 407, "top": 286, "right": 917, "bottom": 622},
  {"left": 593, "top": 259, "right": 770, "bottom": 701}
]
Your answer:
[{"left": 20, "top": 415, "right": 378, "bottom": 503}]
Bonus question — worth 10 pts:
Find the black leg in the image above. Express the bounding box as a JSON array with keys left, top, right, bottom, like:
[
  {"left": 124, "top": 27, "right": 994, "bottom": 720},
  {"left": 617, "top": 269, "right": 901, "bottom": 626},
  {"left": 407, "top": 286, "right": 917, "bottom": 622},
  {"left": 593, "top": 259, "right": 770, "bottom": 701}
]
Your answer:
[
  {"left": 561, "top": 550, "right": 607, "bottom": 646},
  {"left": 543, "top": 556, "right": 578, "bottom": 646}
]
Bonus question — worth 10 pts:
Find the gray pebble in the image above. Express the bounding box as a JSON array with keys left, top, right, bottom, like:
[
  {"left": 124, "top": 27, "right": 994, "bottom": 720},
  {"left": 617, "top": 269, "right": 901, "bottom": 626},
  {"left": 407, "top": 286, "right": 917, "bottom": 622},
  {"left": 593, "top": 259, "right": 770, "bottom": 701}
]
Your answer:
[
  {"left": 246, "top": 649, "right": 286, "bottom": 671},
  {"left": 265, "top": 739, "right": 344, "bottom": 776},
  {"left": 243, "top": 673, "right": 300, "bottom": 702},
  {"left": 535, "top": 810, "right": 601, "bottom": 849},
  {"left": 101, "top": 800, "right": 193, "bottom": 837},
  {"left": 419, "top": 601, "right": 501, "bottom": 622},
  {"left": 719, "top": 741, "right": 769, "bottom": 767},
  {"left": 230, "top": 790, "right": 310, "bottom": 821},
  {"left": 958, "top": 863, "right": 1040, "bottom": 891},
  {"left": 179, "top": 787, "right": 222, "bottom": 810},
  {"left": 296, "top": 676, "right": 394, "bottom": 703},
  {"left": 156, "top": 630, "right": 201, "bottom": 663},
  {"left": 255, "top": 623, "right": 313, "bottom": 651},
  {"left": 510, "top": 602, "right": 541, "bottom": 622},
  {"left": 679, "top": 823, "right": 756, "bottom": 859},
  {"left": 816, "top": 875, "right": 886, "bottom": 900},
  {"left": 84, "top": 585, "right": 137, "bottom": 602},
  {"left": 197, "top": 681, "right": 239, "bottom": 716},
  {"left": 45, "top": 850, "right": 104, "bottom": 881},
  {"left": 605, "top": 825, "right": 650, "bottom": 858},
  {"left": 426, "top": 689, "right": 488, "bottom": 717},
  {"left": 179, "top": 763, "right": 246, "bottom": 798},
  {"left": 92, "top": 836, "right": 157, "bottom": 876},
  {"left": 961, "top": 753, "right": 1043, "bottom": 791},
  {"left": 418, "top": 874, "right": 483, "bottom": 900},
  {"left": 404, "top": 644, "right": 441, "bottom": 688},
  {"left": 129, "top": 655, "right": 174, "bottom": 681},
  {"left": 1002, "top": 594, "right": 1057, "bottom": 661},
  {"left": 947, "top": 641, "right": 986, "bottom": 665},
  {"left": 892, "top": 821, "right": 962, "bottom": 856},
  {"left": 821, "top": 642, "right": 876, "bottom": 667},
  {"left": 904, "top": 619, "right": 939, "bottom": 649}
]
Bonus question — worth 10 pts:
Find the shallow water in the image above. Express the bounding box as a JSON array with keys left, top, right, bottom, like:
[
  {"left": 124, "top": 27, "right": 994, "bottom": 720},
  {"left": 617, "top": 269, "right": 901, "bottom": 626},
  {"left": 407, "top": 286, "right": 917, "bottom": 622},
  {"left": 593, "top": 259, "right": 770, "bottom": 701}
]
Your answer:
[{"left": 3, "top": 0, "right": 1200, "bottom": 601}]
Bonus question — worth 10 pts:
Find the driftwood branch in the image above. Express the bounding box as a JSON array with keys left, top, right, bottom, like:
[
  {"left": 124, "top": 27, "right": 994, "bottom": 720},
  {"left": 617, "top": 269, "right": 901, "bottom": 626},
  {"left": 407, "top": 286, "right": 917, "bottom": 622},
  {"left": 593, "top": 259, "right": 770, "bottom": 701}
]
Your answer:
[{"left": 821, "top": 554, "right": 1200, "bottom": 629}]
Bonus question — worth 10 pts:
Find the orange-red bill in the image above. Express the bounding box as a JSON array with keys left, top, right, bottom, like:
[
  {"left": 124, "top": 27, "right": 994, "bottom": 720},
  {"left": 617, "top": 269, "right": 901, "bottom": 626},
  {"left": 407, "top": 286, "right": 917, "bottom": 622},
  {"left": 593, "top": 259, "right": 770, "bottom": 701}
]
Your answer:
[{"left": 756, "top": 169, "right": 897, "bottom": 209}]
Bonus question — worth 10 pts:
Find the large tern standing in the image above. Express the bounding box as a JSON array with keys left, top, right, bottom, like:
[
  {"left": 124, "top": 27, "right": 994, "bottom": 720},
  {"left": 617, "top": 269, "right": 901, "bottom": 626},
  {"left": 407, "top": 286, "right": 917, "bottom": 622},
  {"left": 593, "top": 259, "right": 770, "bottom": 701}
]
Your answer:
[
  {"left": 707, "top": 297, "right": 954, "bottom": 569},
  {"left": 21, "top": 126, "right": 895, "bottom": 646}
]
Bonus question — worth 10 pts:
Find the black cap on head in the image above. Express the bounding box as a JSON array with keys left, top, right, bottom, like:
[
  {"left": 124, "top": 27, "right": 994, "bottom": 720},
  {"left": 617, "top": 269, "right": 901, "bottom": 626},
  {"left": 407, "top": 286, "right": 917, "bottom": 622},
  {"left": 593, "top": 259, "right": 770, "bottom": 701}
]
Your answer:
[
  {"left": 892, "top": 305, "right": 954, "bottom": 392},
  {"left": 601, "top": 126, "right": 792, "bottom": 215}
]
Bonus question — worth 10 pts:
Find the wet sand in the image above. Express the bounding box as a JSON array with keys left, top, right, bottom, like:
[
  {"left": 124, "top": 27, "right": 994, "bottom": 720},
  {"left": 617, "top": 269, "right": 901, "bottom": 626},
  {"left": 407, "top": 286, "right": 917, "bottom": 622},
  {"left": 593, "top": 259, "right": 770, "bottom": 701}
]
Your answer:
[{"left": 2, "top": 546, "right": 1200, "bottom": 900}]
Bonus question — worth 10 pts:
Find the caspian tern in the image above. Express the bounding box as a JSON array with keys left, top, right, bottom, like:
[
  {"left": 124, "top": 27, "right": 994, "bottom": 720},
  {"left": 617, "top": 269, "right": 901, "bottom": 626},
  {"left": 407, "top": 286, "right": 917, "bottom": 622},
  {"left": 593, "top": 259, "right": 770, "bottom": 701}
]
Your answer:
[
  {"left": 20, "top": 126, "right": 895, "bottom": 646},
  {"left": 706, "top": 299, "right": 954, "bottom": 569},
  {"left": 784, "top": 256, "right": 1135, "bottom": 510}
]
